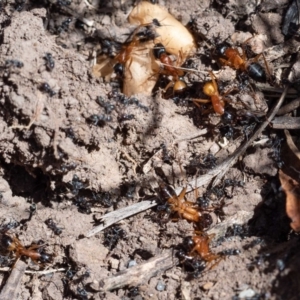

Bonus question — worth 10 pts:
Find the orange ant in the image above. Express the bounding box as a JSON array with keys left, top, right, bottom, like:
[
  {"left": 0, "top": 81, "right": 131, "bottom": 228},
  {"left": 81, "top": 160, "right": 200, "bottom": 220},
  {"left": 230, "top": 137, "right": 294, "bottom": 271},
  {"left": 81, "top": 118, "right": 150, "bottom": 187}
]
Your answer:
[
  {"left": 113, "top": 19, "right": 161, "bottom": 77},
  {"left": 182, "top": 232, "right": 222, "bottom": 268},
  {"left": 193, "top": 71, "right": 234, "bottom": 115},
  {"left": 1, "top": 234, "right": 52, "bottom": 264},
  {"left": 215, "top": 41, "right": 268, "bottom": 83},
  {"left": 153, "top": 43, "right": 187, "bottom": 93},
  {"left": 158, "top": 183, "right": 203, "bottom": 224}
]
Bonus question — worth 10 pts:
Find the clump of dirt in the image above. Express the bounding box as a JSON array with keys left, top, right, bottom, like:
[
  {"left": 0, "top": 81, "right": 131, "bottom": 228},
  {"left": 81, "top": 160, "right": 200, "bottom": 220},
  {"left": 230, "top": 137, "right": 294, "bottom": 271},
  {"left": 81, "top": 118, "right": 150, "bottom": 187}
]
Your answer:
[{"left": 0, "top": 0, "right": 299, "bottom": 299}]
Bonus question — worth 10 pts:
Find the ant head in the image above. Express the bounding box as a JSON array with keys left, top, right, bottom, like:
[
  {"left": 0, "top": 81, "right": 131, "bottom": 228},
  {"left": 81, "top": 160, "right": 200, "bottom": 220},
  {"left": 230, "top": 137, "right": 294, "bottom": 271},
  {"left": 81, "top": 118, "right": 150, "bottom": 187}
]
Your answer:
[
  {"left": 215, "top": 42, "right": 231, "bottom": 58},
  {"left": 39, "top": 252, "right": 52, "bottom": 264},
  {"left": 1, "top": 234, "right": 14, "bottom": 250},
  {"left": 182, "top": 236, "right": 195, "bottom": 251},
  {"left": 114, "top": 63, "right": 124, "bottom": 78},
  {"left": 153, "top": 43, "right": 166, "bottom": 59}
]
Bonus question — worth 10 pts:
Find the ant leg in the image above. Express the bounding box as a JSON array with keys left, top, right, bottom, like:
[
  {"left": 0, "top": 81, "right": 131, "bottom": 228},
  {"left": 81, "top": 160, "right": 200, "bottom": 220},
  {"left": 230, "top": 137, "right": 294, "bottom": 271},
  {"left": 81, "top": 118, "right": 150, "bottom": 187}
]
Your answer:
[
  {"left": 208, "top": 71, "right": 219, "bottom": 94},
  {"left": 163, "top": 80, "right": 174, "bottom": 93},
  {"left": 192, "top": 98, "right": 211, "bottom": 104},
  {"left": 177, "top": 187, "right": 187, "bottom": 202}
]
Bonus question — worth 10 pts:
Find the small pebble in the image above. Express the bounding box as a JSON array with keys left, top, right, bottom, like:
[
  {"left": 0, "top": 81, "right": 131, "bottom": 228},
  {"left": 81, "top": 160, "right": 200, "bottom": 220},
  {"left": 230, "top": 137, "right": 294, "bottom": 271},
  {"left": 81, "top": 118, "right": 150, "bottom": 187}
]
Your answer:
[
  {"left": 239, "top": 288, "right": 256, "bottom": 298},
  {"left": 127, "top": 260, "right": 137, "bottom": 268},
  {"left": 202, "top": 282, "right": 214, "bottom": 290},
  {"left": 156, "top": 281, "right": 165, "bottom": 291}
]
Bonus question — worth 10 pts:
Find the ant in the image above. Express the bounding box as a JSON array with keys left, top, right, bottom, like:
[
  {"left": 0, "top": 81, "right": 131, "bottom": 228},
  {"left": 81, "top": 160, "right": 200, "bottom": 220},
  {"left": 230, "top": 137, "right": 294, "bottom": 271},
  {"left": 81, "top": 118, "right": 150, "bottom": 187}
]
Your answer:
[
  {"left": 193, "top": 71, "right": 234, "bottom": 115},
  {"left": 176, "top": 250, "right": 206, "bottom": 278},
  {"left": 182, "top": 232, "right": 222, "bottom": 268},
  {"left": 93, "top": 192, "right": 113, "bottom": 207},
  {"left": 215, "top": 41, "right": 268, "bottom": 83},
  {"left": 103, "top": 225, "right": 126, "bottom": 250},
  {"left": 57, "top": 18, "right": 72, "bottom": 34},
  {"left": 76, "top": 286, "right": 88, "bottom": 300},
  {"left": 113, "top": 19, "right": 161, "bottom": 77},
  {"left": 153, "top": 43, "right": 187, "bottom": 93},
  {"left": 0, "top": 234, "right": 52, "bottom": 264},
  {"left": 70, "top": 175, "right": 86, "bottom": 195},
  {"left": 158, "top": 183, "right": 202, "bottom": 224},
  {"left": 57, "top": 0, "right": 71, "bottom": 6},
  {"left": 74, "top": 196, "right": 92, "bottom": 214},
  {"left": 44, "top": 53, "right": 55, "bottom": 71},
  {"left": 118, "top": 113, "right": 134, "bottom": 122},
  {"left": 88, "top": 114, "right": 112, "bottom": 125},
  {"left": 124, "top": 182, "right": 136, "bottom": 198},
  {"left": 96, "top": 96, "right": 115, "bottom": 114},
  {"left": 45, "top": 218, "right": 63, "bottom": 235},
  {"left": 40, "top": 82, "right": 56, "bottom": 97},
  {"left": 5, "top": 59, "right": 24, "bottom": 68}
]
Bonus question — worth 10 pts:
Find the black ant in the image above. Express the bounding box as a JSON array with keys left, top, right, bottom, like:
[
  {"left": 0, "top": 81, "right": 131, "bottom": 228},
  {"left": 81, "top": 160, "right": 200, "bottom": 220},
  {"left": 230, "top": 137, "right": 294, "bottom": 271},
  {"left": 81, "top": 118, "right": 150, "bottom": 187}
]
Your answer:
[
  {"left": 44, "top": 53, "right": 55, "bottom": 71},
  {"left": 118, "top": 114, "right": 134, "bottom": 122},
  {"left": 40, "top": 82, "right": 56, "bottom": 97},
  {"left": 96, "top": 96, "right": 115, "bottom": 114},
  {"left": 14, "top": 0, "right": 26, "bottom": 11},
  {"left": 57, "top": 18, "right": 72, "bottom": 34},
  {"left": 45, "top": 218, "right": 63, "bottom": 235},
  {"left": 88, "top": 114, "right": 112, "bottom": 126},
  {"left": 71, "top": 175, "right": 86, "bottom": 195},
  {"left": 223, "top": 179, "right": 245, "bottom": 188},
  {"left": 93, "top": 192, "right": 113, "bottom": 207},
  {"left": 76, "top": 286, "right": 88, "bottom": 300},
  {"left": 219, "top": 249, "right": 241, "bottom": 256},
  {"left": 5, "top": 59, "right": 24, "bottom": 68},
  {"left": 177, "top": 250, "right": 206, "bottom": 278},
  {"left": 0, "top": 221, "right": 20, "bottom": 232},
  {"left": 103, "top": 225, "right": 126, "bottom": 251},
  {"left": 74, "top": 196, "right": 92, "bottom": 214},
  {"left": 57, "top": 0, "right": 71, "bottom": 6}
]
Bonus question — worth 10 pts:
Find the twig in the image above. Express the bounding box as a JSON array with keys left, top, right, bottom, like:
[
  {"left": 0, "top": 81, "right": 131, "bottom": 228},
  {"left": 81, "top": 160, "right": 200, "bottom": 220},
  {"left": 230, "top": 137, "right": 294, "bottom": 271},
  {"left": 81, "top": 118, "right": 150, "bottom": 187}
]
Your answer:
[
  {"left": 0, "top": 260, "right": 27, "bottom": 300},
  {"left": 272, "top": 116, "right": 300, "bottom": 129},
  {"left": 86, "top": 199, "right": 157, "bottom": 237},
  {"left": 86, "top": 85, "right": 289, "bottom": 236},
  {"left": 92, "top": 250, "right": 176, "bottom": 291},
  {"left": 0, "top": 267, "right": 65, "bottom": 275},
  {"left": 276, "top": 97, "right": 300, "bottom": 115}
]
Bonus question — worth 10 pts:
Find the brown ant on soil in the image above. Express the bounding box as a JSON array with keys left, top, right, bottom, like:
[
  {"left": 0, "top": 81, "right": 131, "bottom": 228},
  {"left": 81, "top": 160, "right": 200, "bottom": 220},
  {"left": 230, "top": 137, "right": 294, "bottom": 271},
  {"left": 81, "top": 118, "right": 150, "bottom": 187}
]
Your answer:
[
  {"left": 215, "top": 41, "right": 268, "bottom": 83},
  {"left": 44, "top": 53, "right": 55, "bottom": 71},
  {"left": 153, "top": 43, "right": 187, "bottom": 94},
  {"left": 158, "top": 183, "right": 201, "bottom": 223},
  {"left": 113, "top": 19, "right": 161, "bottom": 77},
  {"left": 193, "top": 71, "right": 235, "bottom": 115},
  {"left": 45, "top": 218, "right": 63, "bottom": 235},
  {"left": 182, "top": 232, "right": 222, "bottom": 268},
  {"left": 0, "top": 234, "right": 52, "bottom": 264}
]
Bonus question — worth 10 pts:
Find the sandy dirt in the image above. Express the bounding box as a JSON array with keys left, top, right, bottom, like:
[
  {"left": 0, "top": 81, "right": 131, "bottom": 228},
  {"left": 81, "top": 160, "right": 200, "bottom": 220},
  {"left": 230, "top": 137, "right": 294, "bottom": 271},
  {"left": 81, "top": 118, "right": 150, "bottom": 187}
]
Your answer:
[{"left": 0, "top": 0, "right": 299, "bottom": 299}]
